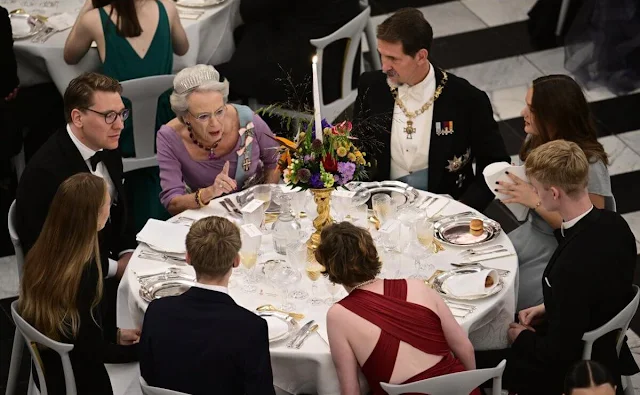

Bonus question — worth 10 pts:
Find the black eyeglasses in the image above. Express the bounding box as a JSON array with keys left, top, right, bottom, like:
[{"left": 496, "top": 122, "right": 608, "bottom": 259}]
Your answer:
[{"left": 82, "top": 107, "right": 130, "bottom": 124}]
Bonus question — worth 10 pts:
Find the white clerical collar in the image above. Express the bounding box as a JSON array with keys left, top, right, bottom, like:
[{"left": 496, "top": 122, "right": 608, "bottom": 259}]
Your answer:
[
  {"left": 561, "top": 205, "right": 594, "bottom": 236},
  {"left": 67, "top": 124, "right": 101, "bottom": 161},
  {"left": 397, "top": 62, "right": 435, "bottom": 101},
  {"left": 191, "top": 281, "right": 229, "bottom": 294}
]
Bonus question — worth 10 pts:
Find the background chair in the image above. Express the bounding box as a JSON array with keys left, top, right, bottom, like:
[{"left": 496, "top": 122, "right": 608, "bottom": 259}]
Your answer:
[
  {"left": 582, "top": 284, "right": 640, "bottom": 395},
  {"left": 359, "top": 0, "right": 382, "bottom": 71},
  {"left": 120, "top": 75, "right": 175, "bottom": 173},
  {"left": 140, "top": 377, "right": 190, "bottom": 395},
  {"left": 7, "top": 200, "right": 24, "bottom": 279},
  {"left": 9, "top": 300, "right": 77, "bottom": 395},
  {"left": 380, "top": 359, "right": 507, "bottom": 395},
  {"left": 555, "top": 0, "right": 571, "bottom": 36}
]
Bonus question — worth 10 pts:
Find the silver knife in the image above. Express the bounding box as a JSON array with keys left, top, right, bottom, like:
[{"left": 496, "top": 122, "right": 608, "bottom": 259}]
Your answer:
[
  {"left": 224, "top": 198, "right": 243, "bottom": 215},
  {"left": 294, "top": 323, "right": 319, "bottom": 349},
  {"left": 287, "top": 320, "right": 315, "bottom": 348}
]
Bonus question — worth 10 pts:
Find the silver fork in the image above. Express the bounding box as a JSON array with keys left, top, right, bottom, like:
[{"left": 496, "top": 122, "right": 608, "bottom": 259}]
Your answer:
[
  {"left": 224, "top": 197, "right": 243, "bottom": 216},
  {"left": 31, "top": 26, "right": 52, "bottom": 43},
  {"left": 138, "top": 250, "right": 187, "bottom": 262},
  {"left": 461, "top": 248, "right": 508, "bottom": 257},
  {"left": 461, "top": 244, "right": 504, "bottom": 254},
  {"left": 220, "top": 200, "right": 242, "bottom": 219},
  {"left": 38, "top": 28, "right": 59, "bottom": 43}
]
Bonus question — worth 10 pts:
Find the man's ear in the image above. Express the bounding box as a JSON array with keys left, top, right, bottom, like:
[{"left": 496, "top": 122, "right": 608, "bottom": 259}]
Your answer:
[
  {"left": 416, "top": 48, "right": 429, "bottom": 64},
  {"left": 70, "top": 108, "right": 84, "bottom": 128},
  {"left": 550, "top": 186, "right": 561, "bottom": 200},
  {"left": 186, "top": 252, "right": 191, "bottom": 265}
]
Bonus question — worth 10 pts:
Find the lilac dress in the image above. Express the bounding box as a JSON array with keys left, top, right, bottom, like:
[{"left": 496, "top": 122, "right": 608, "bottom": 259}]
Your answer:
[{"left": 157, "top": 105, "right": 279, "bottom": 208}]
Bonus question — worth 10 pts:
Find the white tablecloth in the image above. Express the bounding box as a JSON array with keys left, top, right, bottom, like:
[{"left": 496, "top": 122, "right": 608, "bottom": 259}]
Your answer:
[
  {"left": 3, "top": 0, "right": 241, "bottom": 92},
  {"left": 117, "top": 190, "right": 519, "bottom": 395}
]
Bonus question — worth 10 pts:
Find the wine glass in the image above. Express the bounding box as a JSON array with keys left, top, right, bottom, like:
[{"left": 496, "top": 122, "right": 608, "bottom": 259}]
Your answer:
[
  {"left": 306, "top": 261, "right": 325, "bottom": 305},
  {"left": 409, "top": 218, "right": 435, "bottom": 279},
  {"left": 289, "top": 191, "right": 307, "bottom": 219},
  {"left": 325, "top": 279, "right": 342, "bottom": 305},
  {"left": 268, "top": 265, "right": 301, "bottom": 311},
  {"left": 285, "top": 241, "right": 309, "bottom": 300},
  {"left": 253, "top": 185, "right": 273, "bottom": 212},
  {"left": 332, "top": 195, "right": 349, "bottom": 222},
  {"left": 351, "top": 203, "right": 368, "bottom": 226},
  {"left": 239, "top": 231, "right": 262, "bottom": 292},
  {"left": 372, "top": 194, "right": 393, "bottom": 225}
]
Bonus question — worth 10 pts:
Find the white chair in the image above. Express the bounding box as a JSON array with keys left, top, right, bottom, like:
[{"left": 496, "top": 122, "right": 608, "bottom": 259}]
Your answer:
[
  {"left": 120, "top": 74, "right": 175, "bottom": 173},
  {"left": 10, "top": 300, "right": 77, "bottom": 395},
  {"left": 140, "top": 377, "right": 190, "bottom": 395},
  {"left": 555, "top": 0, "right": 571, "bottom": 36},
  {"left": 359, "top": 0, "right": 382, "bottom": 70},
  {"left": 582, "top": 285, "right": 640, "bottom": 395},
  {"left": 7, "top": 200, "right": 24, "bottom": 279},
  {"left": 380, "top": 360, "right": 507, "bottom": 395}
]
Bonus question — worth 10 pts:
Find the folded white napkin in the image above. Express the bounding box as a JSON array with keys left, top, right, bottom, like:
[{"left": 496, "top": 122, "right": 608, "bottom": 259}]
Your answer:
[
  {"left": 483, "top": 162, "right": 530, "bottom": 221},
  {"left": 10, "top": 17, "right": 33, "bottom": 35},
  {"left": 262, "top": 316, "right": 289, "bottom": 340},
  {"left": 136, "top": 219, "right": 189, "bottom": 254},
  {"left": 46, "top": 13, "right": 75, "bottom": 31},
  {"left": 442, "top": 269, "right": 499, "bottom": 297},
  {"left": 177, "top": 0, "right": 207, "bottom": 5}
]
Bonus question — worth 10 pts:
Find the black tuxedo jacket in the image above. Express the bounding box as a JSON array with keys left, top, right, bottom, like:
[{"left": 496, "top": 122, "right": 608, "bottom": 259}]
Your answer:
[
  {"left": 353, "top": 69, "right": 510, "bottom": 211},
  {"left": 139, "top": 287, "right": 276, "bottom": 395},
  {"left": 510, "top": 209, "right": 638, "bottom": 393},
  {"left": 15, "top": 129, "right": 136, "bottom": 275}
]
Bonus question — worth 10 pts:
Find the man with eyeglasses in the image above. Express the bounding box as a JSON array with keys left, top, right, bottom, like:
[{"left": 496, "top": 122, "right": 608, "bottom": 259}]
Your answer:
[{"left": 15, "top": 72, "right": 137, "bottom": 340}]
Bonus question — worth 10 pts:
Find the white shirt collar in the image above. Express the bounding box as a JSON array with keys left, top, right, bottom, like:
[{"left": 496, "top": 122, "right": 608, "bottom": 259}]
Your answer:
[
  {"left": 66, "top": 124, "right": 101, "bottom": 161},
  {"left": 561, "top": 205, "right": 594, "bottom": 236},
  {"left": 191, "top": 281, "right": 229, "bottom": 294},
  {"left": 397, "top": 63, "right": 436, "bottom": 102}
]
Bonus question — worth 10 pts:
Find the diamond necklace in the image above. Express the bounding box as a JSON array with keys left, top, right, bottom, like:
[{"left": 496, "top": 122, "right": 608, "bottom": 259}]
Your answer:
[{"left": 350, "top": 278, "right": 379, "bottom": 292}]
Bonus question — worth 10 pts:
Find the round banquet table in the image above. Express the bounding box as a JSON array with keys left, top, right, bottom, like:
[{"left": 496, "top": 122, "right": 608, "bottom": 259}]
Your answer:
[
  {"left": 117, "top": 189, "right": 519, "bottom": 395},
  {"left": 2, "top": 0, "right": 241, "bottom": 92}
]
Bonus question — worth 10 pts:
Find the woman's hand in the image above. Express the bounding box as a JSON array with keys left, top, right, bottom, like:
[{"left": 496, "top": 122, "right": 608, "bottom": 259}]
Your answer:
[
  {"left": 495, "top": 172, "right": 540, "bottom": 209},
  {"left": 208, "top": 161, "right": 237, "bottom": 198},
  {"left": 117, "top": 328, "right": 141, "bottom": 345},
  {"left": 507, "top": 323, "right": 530, "bottom": 344},
  {"left": 518, "top": 303, "right": 546, "bottom": 327}
]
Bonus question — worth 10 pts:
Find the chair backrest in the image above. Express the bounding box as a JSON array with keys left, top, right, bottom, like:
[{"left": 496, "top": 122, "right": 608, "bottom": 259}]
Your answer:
[
  {"left": 10, "top": 300, "right": 76, "bottom": 395},
  {"left": 7, "top": 200, "right": 25, "bottom": 280},
  {"left": 380, "top": 360, "right": 507, "bottom": 395},
  {"left": 310, "top": 6, "right": 370, "bottom": 123},
  {"left": 582, "top": 285, "right": 640, "bottom": 360},
  {"left": 140, "top": 376, "right": 191, "bottom": 395},
  {"left": 120, "top": 74, "right": 175, "bottom": 173}
]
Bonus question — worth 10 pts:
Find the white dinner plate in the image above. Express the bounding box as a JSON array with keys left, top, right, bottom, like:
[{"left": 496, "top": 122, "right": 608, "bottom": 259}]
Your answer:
[
  {"left": 10, "top": 13, "right": 45, "bottom": 40},
  {"left": 176, "top": 0, "right": 227, "bottom": 8}
]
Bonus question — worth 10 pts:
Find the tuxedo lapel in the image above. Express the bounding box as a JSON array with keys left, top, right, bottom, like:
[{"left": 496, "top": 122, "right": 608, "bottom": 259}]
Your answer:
[
  {"left": 427, "top": 68, "right": 454, "bottom": 191},
  {"left": 57, "top": 130, "right": 93, "bottom": 174}
]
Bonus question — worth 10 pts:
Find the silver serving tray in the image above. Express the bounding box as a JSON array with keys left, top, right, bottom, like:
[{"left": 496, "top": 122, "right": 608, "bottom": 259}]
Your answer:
[
  {"left": 235, "top": 184, "right": 280, "bottom": 214},
  {"left": 434, "top": 215, "right": 501, "bottom": 247},
  {"left": 257, "top": 311, "right": 297, "bottom": 343},
  {"left": 9, "top": 13, "right": 45, "bottom": 40},
  {"left": 346, "top": 180, "right": 419, "bottom": 210},
  {"left": 139, "top": 278, "right": 194, "bottom": 302},
  {"left": 176, "top": 0, "right": 227, "bottom": 8},
  {"left": 433, "top": 267, "right": 503, "bottom": 301}
]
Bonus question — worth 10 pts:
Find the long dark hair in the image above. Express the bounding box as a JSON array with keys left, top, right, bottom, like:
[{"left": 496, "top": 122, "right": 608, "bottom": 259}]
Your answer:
[
  {"left": 564, "top": 360, "right": 616, "bottom": 394},
  {"left": 92, "top": 0, "right": 142, "bottom": 37},
  {"left": 519, "top": 74, "right": 608, "bottom": 165}
]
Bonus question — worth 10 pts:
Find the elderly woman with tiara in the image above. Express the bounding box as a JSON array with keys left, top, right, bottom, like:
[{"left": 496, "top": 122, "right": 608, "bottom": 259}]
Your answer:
[{"left": 157, "top": 65, "right": 281, "bottom": 215}]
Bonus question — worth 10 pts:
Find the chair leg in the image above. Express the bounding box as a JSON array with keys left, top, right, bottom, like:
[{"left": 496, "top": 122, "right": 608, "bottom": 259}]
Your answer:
[
  {"left": 5, "top": 329, "right": 24, "bottom": 395},
  {"left": 555, "top": 0, "right": 571, "bottom": 36}
]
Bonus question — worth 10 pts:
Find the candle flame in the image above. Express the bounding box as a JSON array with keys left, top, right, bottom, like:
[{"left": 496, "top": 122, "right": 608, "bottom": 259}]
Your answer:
[{"left": 312, "top": 55, "right": 318, "bottom": 64}]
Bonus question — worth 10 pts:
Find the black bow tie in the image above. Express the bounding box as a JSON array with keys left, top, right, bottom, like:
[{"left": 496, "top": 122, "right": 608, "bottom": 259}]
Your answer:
[{"left": 89, "top": 151, "right": 107, "bottom": 171}]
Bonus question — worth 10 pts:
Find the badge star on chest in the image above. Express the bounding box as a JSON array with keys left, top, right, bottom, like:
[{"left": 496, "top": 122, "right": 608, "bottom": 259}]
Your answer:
[{"left": 446, "top": 149, "right": 471, "bottom": 172}]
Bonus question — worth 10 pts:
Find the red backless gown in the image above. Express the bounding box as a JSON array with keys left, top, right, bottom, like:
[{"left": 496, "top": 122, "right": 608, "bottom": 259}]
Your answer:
[{"left": 338, "top": 279, "right": 480, "bottom": 395}]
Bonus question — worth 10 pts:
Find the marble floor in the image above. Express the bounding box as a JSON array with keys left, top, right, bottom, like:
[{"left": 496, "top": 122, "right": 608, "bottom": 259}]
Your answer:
[{"left": 2, "top": 0, "right": 640, "bottom": 393}]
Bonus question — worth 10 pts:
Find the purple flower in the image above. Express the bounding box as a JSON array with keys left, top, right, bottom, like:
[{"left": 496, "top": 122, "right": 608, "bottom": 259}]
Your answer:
[
  {"left": 309, "top": 173, "right": 324, "bottom": 188},
  {"left": 337, "top": 161, "right": 356, "bottom": 184},
  {"left": 297, "top": 168, "right": 311, "bottom": 183},
  {"left": 303, "top": 154, "right": 314, "bottom": 162}
]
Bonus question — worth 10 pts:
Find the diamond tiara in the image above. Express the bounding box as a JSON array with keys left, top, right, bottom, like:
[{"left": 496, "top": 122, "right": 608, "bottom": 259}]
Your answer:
[{"left": 174, "top": 67, "right": 219, "bottom": 94}]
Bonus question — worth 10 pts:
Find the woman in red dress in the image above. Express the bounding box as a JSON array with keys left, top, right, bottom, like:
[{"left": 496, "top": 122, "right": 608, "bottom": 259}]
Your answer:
[{"left": 315, "top": 222, "right": 479, "bottom": 395}]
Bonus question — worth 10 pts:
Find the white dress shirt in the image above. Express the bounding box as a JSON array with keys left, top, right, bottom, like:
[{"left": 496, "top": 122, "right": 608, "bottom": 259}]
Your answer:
[
  {"left": 561, "top": 205, "right": 594, "bottom": 237},
  {"left": 191, "top": 282, "right": 229, "bottom": 294},
  {"left": 67, "top": 124, "right": 127, "bottom": 277},
  {"left": 390, "top": 63, "right": 436, "bottom": 180}
]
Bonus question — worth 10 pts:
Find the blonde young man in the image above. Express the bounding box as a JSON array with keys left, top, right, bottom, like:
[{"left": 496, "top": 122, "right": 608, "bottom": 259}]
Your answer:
[
  {"left": 139, "top": 217, "right": 275, "bottom": 395},
  {"left": 475, "top": 140, "right": 638, "bottom": 395}
]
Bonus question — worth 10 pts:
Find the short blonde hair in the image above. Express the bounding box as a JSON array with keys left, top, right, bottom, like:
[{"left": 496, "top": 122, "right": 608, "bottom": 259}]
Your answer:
[
  {"left": 524, "top": 140, "right": 589, "bottom": 196},
  {"left": 185, "top": 217, "right": 240, "bottom": 279}
]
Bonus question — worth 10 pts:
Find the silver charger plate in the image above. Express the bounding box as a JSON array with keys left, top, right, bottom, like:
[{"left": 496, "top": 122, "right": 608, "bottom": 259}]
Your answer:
[
  {"left": 257, "top": 311, "right": 297, "bottom": 343},
  {"left": 346, "top": 180, "right": 419, "bottom": 210},
  {"left": 9, "top": 13, "right": 45, "bottom": 40},
  {"left": 176, "top": 0, "right": 227, "bottom": 8},
  {"left": 433, "top": 267, "right": 503, "bottom": 301},
  {"left": 139, "top": 278, "right": 194, "bottom": 303},
  {"left": 235, "top": 184, "right": 280, "bottom": 214},
  {"left": 434, "top": 215, "right": 501, "bottom": 247}
]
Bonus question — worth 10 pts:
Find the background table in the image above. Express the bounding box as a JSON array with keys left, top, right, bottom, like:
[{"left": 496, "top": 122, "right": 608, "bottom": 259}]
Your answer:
[
  {"left": 3, "top": 0, "right": 241, "bottom": 92},
  {"left": 117, "top": 190, "right": 519, "bottom": 395}
]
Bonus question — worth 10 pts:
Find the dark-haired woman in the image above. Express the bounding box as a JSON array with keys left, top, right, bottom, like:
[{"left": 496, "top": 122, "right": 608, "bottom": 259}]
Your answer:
[
  {"left": 565, "top": 361, "right": 617, "bottom": 395},
  {"left": 497, "top": 74, "right": 615, "bottom": 311},
  {"left": 316, "top": 222, "right": 478, "bottom": 395},
  {"left": 63, "top": 0, "right": 190, "bottom": 232}
]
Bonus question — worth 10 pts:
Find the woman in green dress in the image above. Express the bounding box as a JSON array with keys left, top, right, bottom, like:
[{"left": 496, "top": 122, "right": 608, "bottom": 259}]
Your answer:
[{"left": 64, "top": 0, "right": 189, "bottom": 231}]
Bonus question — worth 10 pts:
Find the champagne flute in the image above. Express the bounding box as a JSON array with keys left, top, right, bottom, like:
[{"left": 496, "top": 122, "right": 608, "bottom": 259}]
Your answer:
[
  {"left": 306, "top": 261, "right": 325, "bottom": 305},
  {"left": 240, "top": 232, "right": 262, "bottom": 292},
  {"left": 285, "top": 241, "right": 309, "bottom": 300},
  {"left": 409, "top": 218, "right": 435, "bottom": 279},
  {"left": 372, "top": 194, "right": 393, "bottom": 225},
  {"left": 325, "top": 279, "right": 342, "bottom": 305}
]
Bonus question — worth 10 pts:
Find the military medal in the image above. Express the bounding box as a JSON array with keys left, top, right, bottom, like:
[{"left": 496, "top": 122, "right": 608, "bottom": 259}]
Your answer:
[
  {"left": 242, "top": 156, "right": 251, "bottom": 171},
  {"left": 404, "top": 120, "right": 416, "bottom": 139}
]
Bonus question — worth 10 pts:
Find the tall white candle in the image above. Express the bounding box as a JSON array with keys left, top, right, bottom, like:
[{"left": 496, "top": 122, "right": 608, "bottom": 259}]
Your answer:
[{"left": 311, "top": 55, "right": 323, "bottom": 143}]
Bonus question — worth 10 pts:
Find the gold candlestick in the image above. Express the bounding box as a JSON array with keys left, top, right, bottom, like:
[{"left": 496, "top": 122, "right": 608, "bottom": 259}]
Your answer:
[{"left": 306, "top": 188, "right": 334, "bottom": 252}]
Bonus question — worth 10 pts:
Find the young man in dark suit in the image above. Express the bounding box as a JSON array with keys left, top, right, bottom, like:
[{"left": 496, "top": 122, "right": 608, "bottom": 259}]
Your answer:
[
  {"left": 15, "top": 72, "right": 135, "bottom": 280},
  {"left": 353, "top": 8, "right": 509, "bottom": 212},
  {"left": 476, "top": 140, "right": 638, "bottom": 395},
  {"left": 139, "top": 216, "right": 275, "bottom": 395}
]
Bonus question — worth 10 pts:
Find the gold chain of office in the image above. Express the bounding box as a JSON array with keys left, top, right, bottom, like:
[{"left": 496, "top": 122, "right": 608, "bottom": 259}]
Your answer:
[{"left": 391, "top": 70, "right": 448, "bottom": 139}]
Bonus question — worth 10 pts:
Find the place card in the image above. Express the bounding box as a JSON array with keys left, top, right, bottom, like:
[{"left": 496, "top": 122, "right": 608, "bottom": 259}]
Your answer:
[
  {"left": 333, "top": 189, "right": 356, "bottom": 198},
  {"left": 241, "top": 223, "right": 262, "bottom": 238},
  {"left": 241, "top": 199, "right": 265, "bottom": 213}
]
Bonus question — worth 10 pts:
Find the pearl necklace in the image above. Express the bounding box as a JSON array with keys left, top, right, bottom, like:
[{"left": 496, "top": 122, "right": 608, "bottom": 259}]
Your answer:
[{"left": 350, "top": 278, "right": 379, "bottom": 292}]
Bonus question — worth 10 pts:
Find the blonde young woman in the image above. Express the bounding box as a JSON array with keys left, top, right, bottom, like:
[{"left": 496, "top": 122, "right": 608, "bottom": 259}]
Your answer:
[{"left": 19, "top": 173, "right": 139, "bottom": 395}]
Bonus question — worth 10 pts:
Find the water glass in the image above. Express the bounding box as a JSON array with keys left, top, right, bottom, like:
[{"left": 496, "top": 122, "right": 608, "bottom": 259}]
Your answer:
[
  {"left": 289, "top": 191, "right": 307, "bottom": 219},
  {"left": 372, "top": 194, "right": 393, "bottom": 225},
  {"left": 351, "top": 204, "right": 368, "bottom": 226},
  {"left": 253, "top": 185, "right": 273, "bottom": 211},
  {"left": 268, "top": 265, "right": 301, "bottom": 311},
  {"left": 285, "top": 242, "right": 309, "bottom": 300}
]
